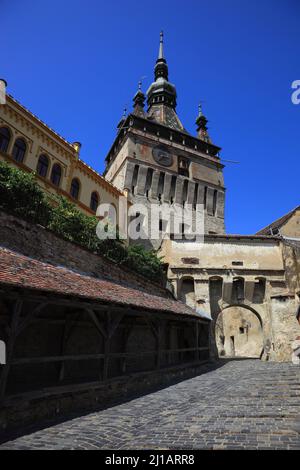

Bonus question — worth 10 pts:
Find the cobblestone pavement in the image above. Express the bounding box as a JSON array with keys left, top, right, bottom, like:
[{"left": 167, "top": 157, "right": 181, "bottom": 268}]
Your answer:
[{"left": 1, "top": 360, "right": 300, "bottom": 450}]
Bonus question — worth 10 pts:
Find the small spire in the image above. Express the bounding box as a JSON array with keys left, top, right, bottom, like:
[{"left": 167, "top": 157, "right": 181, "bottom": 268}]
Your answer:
[
  {"left": 117, "top": 106, "right": 127, "bottom": 130},
  {"left": 133, "top": 82, "right": 146, "bottom": 117},
  {"left": 158, "top": 31, "right": 164, "bottom": 59},
  {"left": 198, "top": 103, "right": 203, "bottom": 117},
  {"left": 196, "top": 103, "right": 211, "bottom": 143}
]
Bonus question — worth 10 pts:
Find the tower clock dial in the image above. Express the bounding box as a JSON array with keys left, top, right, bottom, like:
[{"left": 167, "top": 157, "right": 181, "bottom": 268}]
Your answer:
[{"left": 152, "top": 145, "right": 173, "bottom": 167}]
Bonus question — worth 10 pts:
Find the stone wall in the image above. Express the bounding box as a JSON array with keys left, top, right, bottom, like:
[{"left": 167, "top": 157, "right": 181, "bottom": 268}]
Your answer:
[
  {"left": 0, "top": 211, "right": 169, "bottom": 297},
  {"left": 0, "top": 361, "right": 211, "bottom": 436},
  {"left": 160, "top": 236, "right": 300, "bottom": 362}
]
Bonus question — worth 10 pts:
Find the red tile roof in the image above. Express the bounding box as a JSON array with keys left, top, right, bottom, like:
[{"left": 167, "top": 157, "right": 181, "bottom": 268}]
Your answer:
[{"left": 0, "top": 247, "right": 200, "bottom": 319}]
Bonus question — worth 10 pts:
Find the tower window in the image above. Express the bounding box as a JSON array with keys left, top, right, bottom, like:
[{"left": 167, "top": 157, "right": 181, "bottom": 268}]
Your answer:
[
  {"left": 204, "top": 186, "right": 208, "bottom": 210},
  {"left": 182, "top": 179, "right": 188, "bottom": 206},
  {"left": 90, "top": 192, "right": 99, "bottom": 212},
  {"left": 0, "top": 127, "right": 11, "bottom": 153},
  {"left": 50, "top": 163, "right": 62, "bottom": 187},
  {"left": 70, "top": 178, "right": 80, "bottom": 200},
  {"left": 157, "top": 172, "right": 165, "bottom": 201},
  {"left": 170, "top": 175, "right": 177, "bottom": 204},
  {"left": 12, "top": 138, "right": 26, "bottom": 163},
  {"left": 178, "top": 157, "right": 189, "bottom": 177},
  {"left": 145, "top": 168, "right": 154, "bottom": 197},
  {"left": 36, "top": 154, "right": 49, "bottom": 178},
  {"left": 193, "top": 183, "right": 199, "bottom": 209},
  {"left": 132, "top": 164, "right": 139, "bottom": 194},
  {"left": 213, "top": 189, "right": 218, "bottom": 215}
]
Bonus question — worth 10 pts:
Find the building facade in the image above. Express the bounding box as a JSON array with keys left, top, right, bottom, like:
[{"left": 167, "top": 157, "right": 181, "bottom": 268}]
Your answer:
[
  {"left": 104, "top": 34, "right": 300, "bottom": 362},
  {"left": 0, "top": 87, "right": 125, "bottom": 221}
]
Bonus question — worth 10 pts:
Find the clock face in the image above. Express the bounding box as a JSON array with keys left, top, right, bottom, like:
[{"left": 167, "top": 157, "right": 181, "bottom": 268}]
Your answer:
[{"left": 152, "top": 146, "right": 173, "bottom": 167}]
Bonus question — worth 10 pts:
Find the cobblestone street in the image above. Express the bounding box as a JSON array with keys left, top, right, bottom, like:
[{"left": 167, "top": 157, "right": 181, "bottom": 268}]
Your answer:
[{"left": 1, "top": 360, "right": 300, "bottom": 450}]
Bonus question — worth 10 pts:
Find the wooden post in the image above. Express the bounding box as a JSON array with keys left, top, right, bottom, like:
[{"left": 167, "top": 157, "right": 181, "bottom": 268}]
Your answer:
[
  {"left": 157, "top": 321, "right": 162, "bottom": 370},
  {"left": 102, "top": 311, "right": 124, "bottom": 381},
  {"left": 103, "top": 337, "right": 110, "bottom": 381},
  {"left": 121, "top": 325, "right": 133, "bottom": 375}
]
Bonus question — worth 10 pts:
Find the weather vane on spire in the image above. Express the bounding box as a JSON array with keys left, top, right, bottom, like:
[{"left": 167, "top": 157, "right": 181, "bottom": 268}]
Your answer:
[{"left": 158, "top": 30, "right": 164, "bottom": 59}]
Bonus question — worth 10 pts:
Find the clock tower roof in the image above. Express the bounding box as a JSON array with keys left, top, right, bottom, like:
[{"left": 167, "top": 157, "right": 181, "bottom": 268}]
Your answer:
[{"left": 146, "top": 32, "right": 187, "bottom": 133}]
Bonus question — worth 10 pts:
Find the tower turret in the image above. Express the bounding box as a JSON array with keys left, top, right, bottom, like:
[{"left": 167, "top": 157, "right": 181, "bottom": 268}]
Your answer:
[{"left": 196, "top": 104, "right": 211, "bottom": 143}]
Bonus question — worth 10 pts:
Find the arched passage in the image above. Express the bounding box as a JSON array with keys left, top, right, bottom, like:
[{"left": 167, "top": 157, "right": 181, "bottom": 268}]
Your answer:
[{"left": 215, "top": 305, "right": 263, "bottom": 358}]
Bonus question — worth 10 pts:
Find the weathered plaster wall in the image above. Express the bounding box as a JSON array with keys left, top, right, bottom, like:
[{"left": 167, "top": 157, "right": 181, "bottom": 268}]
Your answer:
[{"left": 160, "top": 236, "right": 300, "bottom": 362}]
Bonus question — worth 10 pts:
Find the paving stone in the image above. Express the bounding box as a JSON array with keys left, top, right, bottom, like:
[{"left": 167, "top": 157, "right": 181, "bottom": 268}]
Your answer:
[{"left": 0, "top": 360, "right": 300, "bottom": 450}]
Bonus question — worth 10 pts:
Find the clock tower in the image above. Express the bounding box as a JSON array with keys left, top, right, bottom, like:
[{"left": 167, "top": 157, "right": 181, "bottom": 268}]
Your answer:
[{"left": 104, "top": 33, "right": 225, "bottom": 242}]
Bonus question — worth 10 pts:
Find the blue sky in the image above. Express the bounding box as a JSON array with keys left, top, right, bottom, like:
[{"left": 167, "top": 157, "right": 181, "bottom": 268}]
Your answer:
[{"left": 2, "top": 0, "right": 299, "bottom": 234}]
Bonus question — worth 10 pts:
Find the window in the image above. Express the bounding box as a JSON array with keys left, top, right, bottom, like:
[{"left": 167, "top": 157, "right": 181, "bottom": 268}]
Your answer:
[
  {"left": 90, "top": 192, "right": 99, "bottom": 212},
  {"left": 180, "top": 278, "right": 196, "bottom": 309},
  {"left": 193, "top": 183, "right": 198, "bottom": 209},
  {"left": 213, "top": 190, "right": 218, "bottom": 215},
  {"left": 204, "top": 186, "right": 208, "bottom": 210},
  {"left": 178, "top": 157, "right": 189, "bottom": 177},
  {"left": 170, "top": 175, "right": 177, "bottom": 204},
  {"left": 145, "top": 168, "right": 154, "bottom": 197},
  {"left": 182, "top": 180, "right": 188, "bottom": 206},
  {"left": 232, "top": 278, "right": 245, "bottom": 302},
  {"left": 36, "top": 154, "right": 49, "bottom": 177},
  {"left": 0, "top": 127, "right": 10, "bottom": 152},
  {"left": 131, "top": 165, "right": 139, "bottom": 194},
  {"left": 50, "top": 163, "right": 62, "bottom": 187},
  {"left": 70, "top": 178, "right": 80, "bottom": 200},
  {"left": 157, "top": 172, "right": 165, "bottom": 201}
]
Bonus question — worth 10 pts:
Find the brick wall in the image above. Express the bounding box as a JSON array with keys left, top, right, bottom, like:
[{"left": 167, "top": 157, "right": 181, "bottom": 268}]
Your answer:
[{"left": 0, "top": 211, "right": 170, "bottom": 298}]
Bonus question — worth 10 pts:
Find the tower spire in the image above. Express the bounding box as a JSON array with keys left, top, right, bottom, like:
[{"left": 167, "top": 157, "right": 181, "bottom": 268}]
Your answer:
[
  {"left": 158, "top": 31, "right": 164, "bottom": 59},
  {"left": 155, "top": 31, "right": 168, "bottom": 81}
]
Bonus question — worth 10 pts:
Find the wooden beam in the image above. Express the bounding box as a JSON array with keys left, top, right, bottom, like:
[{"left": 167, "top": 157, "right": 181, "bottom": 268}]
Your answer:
[
  {"left": 86, "top": 309, "right": 107, "bottom": 339},
  {"left": 16, "top": 302, "right": 49, "bottom": 336}
]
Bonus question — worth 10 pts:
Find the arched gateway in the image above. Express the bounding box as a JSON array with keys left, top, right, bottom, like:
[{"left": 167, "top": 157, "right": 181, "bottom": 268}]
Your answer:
[{"left": 215, "top": 306, "right": 264, "bottom": 358}]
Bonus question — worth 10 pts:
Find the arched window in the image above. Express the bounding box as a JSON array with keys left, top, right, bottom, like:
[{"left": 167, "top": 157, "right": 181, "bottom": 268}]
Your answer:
[
  {"left": 0, "top": 127, "right": 11, "bottom": 153},
  {"left": 12, "top": 138, "right": 26, "bottom": 163},
  {"left": 70, "top": 178, "right": 80, "bottom": 200},
  {"left": 232, "top": 278, "right": 245, "bottom": 303},
  {"left": 213, "top": 190, "right": 218, "bottom": 215},
  {"left": 36, "top": 154, "right": 49, "bottom": 177},
  {"left": 50, "top": 163, "right": 62, "bottom": 187},
  {"left": 180, "top": 278, "right": 196, "bottom": 309},
  {"left": 90, "top": 191, "right": 99, "bottom": 212}
]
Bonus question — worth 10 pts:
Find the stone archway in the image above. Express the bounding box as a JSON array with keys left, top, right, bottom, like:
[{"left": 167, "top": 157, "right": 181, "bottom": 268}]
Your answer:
[{"left": 215, "top": 305, "right": 264, "bottom": 358}]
